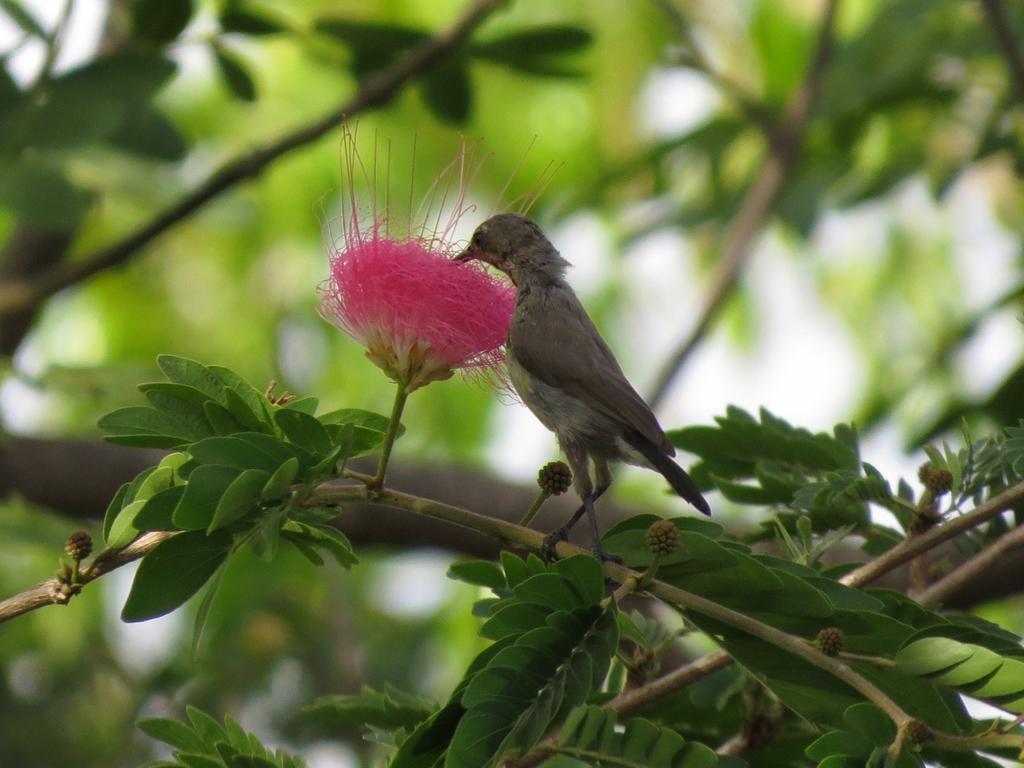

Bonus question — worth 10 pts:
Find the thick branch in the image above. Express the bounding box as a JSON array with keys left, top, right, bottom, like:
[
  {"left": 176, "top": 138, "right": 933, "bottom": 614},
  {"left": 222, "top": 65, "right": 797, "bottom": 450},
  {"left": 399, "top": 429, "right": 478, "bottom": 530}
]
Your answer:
[
  {"left": 0, "top": 0, "right": 508, "bottom": 319},
  {"left": 912, "top": 519, "right": 1024, "bottom": 606},
  {"left": 980, "top": 0, "right": 1024, "bottom": 106},
  {"left": 0, "top": 436, "right": 638, "bottom": 554},
  {"left": 0, "top": 224, "right": 75, "bottom": 353},
  {"left": 648, "top": 0, "right": 840, "bottom": 408}
]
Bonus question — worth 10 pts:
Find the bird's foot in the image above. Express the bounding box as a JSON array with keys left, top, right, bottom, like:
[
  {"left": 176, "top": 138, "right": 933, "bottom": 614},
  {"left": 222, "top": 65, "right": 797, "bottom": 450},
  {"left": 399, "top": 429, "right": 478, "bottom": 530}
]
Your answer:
[
  {"left": 541, "top": 527, "right": 570, "bottom": 562},
  {"left": 590, "top": 543, "right": 624, "bottom": 565}
]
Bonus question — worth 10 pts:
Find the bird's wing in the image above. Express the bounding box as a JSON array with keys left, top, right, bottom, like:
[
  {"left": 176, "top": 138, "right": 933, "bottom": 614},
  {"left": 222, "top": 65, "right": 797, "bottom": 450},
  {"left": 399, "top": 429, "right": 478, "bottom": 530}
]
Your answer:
[{"left": 510, "top": 287, "right": 674, "bottom": 454}]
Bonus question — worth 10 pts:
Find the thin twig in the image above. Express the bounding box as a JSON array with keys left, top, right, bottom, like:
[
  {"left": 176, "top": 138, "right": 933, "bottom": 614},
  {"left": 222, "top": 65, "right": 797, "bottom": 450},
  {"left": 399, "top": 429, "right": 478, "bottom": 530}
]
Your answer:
[
  {"left": 0, "top": 531, "right": 172, "bottom": 624},
  {"left": 311, "top": 484, "right": 916, "bottom": 735},
  {"left": 980, "top": 0, "right": 1024, "bottom": 106},
  {"left": 33, "top": 0, "right": 74, "bottom": 90},
  {"left": 610, "top": 650, "right": 732, "bottom": 715},
  {"left": 913, "top": 520, "right": 1024, "bottom": 605},
  {"left": 0, "top": 0, "right": 508, "bottom": 318},
  {"left": 840, "top": 479, "right": 1024, "bottom": 588},
  {"left": 647, "top": 0, "right": 840, "bottom": 408}
]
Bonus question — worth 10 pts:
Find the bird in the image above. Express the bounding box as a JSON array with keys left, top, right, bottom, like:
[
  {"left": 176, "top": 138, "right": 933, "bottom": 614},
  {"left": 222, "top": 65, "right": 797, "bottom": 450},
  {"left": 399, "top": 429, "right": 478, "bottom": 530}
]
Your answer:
[{"left": 456, "top": 213, "right": 710, "bottom": 560}]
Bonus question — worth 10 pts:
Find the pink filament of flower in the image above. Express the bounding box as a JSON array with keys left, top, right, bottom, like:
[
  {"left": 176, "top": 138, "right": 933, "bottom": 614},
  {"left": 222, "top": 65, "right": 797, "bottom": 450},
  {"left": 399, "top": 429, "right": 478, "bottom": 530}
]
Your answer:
[{"left": 321, "top": 233, "right": 515, "bottom": 372}]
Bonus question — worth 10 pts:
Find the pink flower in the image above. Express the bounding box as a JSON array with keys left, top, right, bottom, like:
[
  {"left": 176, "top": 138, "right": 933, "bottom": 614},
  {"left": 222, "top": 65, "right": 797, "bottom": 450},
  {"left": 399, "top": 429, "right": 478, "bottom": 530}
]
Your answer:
[{"left": 319, "top": 131, "right": 515, "bottom": 391}]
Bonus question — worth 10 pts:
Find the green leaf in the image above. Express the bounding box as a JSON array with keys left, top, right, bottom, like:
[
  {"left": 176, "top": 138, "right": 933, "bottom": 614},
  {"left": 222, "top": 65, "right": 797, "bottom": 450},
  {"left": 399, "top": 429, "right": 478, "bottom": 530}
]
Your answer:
[
  {"left": 25, "top": 54, "right": 177, "bottom": 151},
  {"left": 669, "top": 408, "right": 860, "bottom": 504},
  {"left": 0, "top": 159, "right": 92, "bottom": 230},
  {"left": 751, "top": 0, "right": 813, "bottom": 99},
  {"left": 204, "top": 401, "right": 245, "bottom": 435},
  {"left": 261, "top": 457, "right": 300, "bottom": 501},
  {"left": 421, "top": 56, "right": 472, "bottom": 124},
  {"left": 282, "top": 396, "right": 319, "bottom": 414},
  {"left": 134, "top": 485, "right": 186, "bottom": 531},
  {"left": 108, "top": 499, "right": 147, "bottom": 548},
  {"left": 932, "top": 645, "right": 1003, "bottom": 687},
  {"left": 511, "top": 573, "right": 588, "bottom": 612},
  {"left": 251, "top": 508, "right": 284, "bottom": 562},
  {"left": 552, "top": 555, "right": 606, "bottom": 606},
  {"left": 305, "top": 684, "right": 435, "bottom": 731},
  {"left": 158, "top": 356, "right": 226, "bottom": 402},
  {"left": 282, "top": 522, "right": 357, "bottom": 568},
  {"left": 130, "top": 0, "right": 194, "bottom": 44},
  {"left": 173, "top": 465, "right": 242, "bottom": 530},
  {"left": 107, "top": 105, "right": 186, "bottom": 161},
  {"left": 99, "top": 406, "right": 195, "bottom": 447},
  {"left": 805, "top": 730, "right": 874, "bottom": 761},
  {"left": 187, "top": 705, "right": 226, "bottom": 747},
  {"left": 141, "top": 383, "right": 217, "bottom": 439},
  {"left": 103, "top": 482, "right": 131, "bottom": 543},
  {"left": 319, "top": 408, "right": 397, "bottom": 454},
  {"left": 895, "top": 637, "right": 975, "bottom": 676},
  {"left": 208, "top": 469, "right": 268, "bottom": 532},
  {"left": 189, "top": 436, "right": 281, "bottom": 472},
  {"left": 313, "top": 18, "right": 427, "bottom": 76},
  {"left": 213, "top": 44, "right": 257, "bottom": 101},
  {"left": 274, "top": 409, "right": 332, "bottom": 455},
  {"left": 447, "top": 559, "right": 506, "bottom": 590},
  {"left": 501, "top": 551, "right": 529, "bottom": 588},
  {"left": 314, "top": 18, "right": 427, "bottom": 49},
  {"left": 122, "top": 530, "right": 232, "bottom": 622},
  {"left": 470, "top": 25, "right": 592, "bottom": 77},
  {"left": 138, "top": 717, "right": 207, "bottom": 753},
  {"left": 449, "top": 605, "right": 619, "bottom": 768},
  {"left": 210, "top": 366, "right": 272, "bottom": 427},
  {"left": 555, "top": 705, "right": 718, "bottom": 768},
  {"left": 480, "top": 602, "right": 551, "bottom": 641},
  {"left": 172, "top": 755, "right": 222, "bottom": 768},
  {"left": 390, "top": 638, "right": 515, "bottom": 768},
  {"left": 843, "top": 702, "right": 895, "bottom": 744},
  {"left": 221, "top": 9, "right": 284, "bottom": 35}
]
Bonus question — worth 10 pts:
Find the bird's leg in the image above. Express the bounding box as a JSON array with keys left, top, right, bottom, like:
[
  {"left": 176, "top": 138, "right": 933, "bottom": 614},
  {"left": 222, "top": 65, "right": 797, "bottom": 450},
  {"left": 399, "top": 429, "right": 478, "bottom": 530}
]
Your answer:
[
  {"left": 582, "top": 492, "right": 622, "bottom": 564},
  {"left": 540, "top": 484, "right": 609, "bottom": 561},
  {"left": 586, "top": 458, "right": 621, "bottom": 563},
  {"left": 542, "top": 449, "right": 620, "bottom": 562}
]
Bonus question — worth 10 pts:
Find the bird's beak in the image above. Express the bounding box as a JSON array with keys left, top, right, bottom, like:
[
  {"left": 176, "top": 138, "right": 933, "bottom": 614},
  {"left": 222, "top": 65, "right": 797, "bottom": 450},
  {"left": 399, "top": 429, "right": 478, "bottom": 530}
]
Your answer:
[{"left": 454, "top": 246, "right": 482, "bottom": 263}]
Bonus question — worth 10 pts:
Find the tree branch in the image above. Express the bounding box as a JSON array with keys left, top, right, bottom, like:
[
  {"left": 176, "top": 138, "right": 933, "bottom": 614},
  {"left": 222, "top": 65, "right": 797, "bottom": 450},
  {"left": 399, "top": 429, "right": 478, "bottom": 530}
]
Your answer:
[
  {"left": 0, "top": 531, "right": 171, "bottom": 623},
  {"left": 912, "top": 519, "right": 1024, "bottom": 606},
  {"left": 3, "top": 463, "right": 1024, "bottom": 765},
  {"left": 647, "top": 0, "right": 840, "bottom": 408},
  {"left": 839, "top": 480, "right": 1024, "bottom": 588},
  {"left": 0, "top": 0, "right": 508, "bottom": 319},
  {"left": 980, "top": 0, "right": 1024, "bottom": 106},
  {"left": 533, "top": 478, "right": 1024, "bottom": 743}
]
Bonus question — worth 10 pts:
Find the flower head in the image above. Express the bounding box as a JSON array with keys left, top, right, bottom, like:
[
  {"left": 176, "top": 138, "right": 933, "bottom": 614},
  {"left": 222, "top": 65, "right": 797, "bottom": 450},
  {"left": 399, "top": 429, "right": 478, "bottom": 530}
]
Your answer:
[{"left": 319, "top": 129, "right": 515, "bottom": 391}]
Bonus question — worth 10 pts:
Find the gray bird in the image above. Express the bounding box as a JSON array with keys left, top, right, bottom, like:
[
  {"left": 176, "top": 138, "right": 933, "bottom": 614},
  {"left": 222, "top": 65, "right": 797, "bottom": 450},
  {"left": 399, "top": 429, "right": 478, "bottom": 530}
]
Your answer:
[{"left": 457, "top": 213, "right": 710, "bottom": 559}]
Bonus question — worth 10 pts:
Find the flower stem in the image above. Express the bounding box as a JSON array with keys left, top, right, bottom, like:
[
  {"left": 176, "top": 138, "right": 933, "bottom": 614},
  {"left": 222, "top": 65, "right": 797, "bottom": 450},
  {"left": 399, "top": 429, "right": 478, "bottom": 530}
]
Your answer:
[
  {"left": 370, "top": 382, "right": 408, "bottom": 491},
  {"left": 517, "top": 490, "right": 549, "bottom": 528}
]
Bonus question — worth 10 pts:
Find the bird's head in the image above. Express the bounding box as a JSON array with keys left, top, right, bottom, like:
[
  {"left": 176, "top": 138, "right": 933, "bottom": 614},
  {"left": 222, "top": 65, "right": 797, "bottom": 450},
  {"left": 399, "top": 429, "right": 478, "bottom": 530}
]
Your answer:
[{"left": 456, "top": 213, "right": 570, "bottom": 285}]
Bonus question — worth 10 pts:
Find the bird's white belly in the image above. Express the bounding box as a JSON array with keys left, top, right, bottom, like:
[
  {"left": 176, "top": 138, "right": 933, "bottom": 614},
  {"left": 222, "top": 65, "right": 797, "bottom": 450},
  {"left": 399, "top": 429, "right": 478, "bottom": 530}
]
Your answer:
[{"left": 505, "top": 350, "right": 647, "bottom": 468}]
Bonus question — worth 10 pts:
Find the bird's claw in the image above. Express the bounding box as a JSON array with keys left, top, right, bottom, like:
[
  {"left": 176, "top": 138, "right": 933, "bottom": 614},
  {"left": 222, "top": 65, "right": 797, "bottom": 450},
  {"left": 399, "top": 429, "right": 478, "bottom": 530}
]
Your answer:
[
  {"left": 541, "top": 527, "right": 570, "bottom": 562},
  {"left": 591, "top": 545, "right": 624, "bottom": 566}
]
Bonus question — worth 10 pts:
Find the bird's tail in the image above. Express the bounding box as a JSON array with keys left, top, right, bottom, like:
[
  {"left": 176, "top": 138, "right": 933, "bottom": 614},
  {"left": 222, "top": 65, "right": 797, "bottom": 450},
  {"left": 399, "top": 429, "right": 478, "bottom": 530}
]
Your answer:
[{"left": 625, "top": 431, "right": 711, "bottom": 516}]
